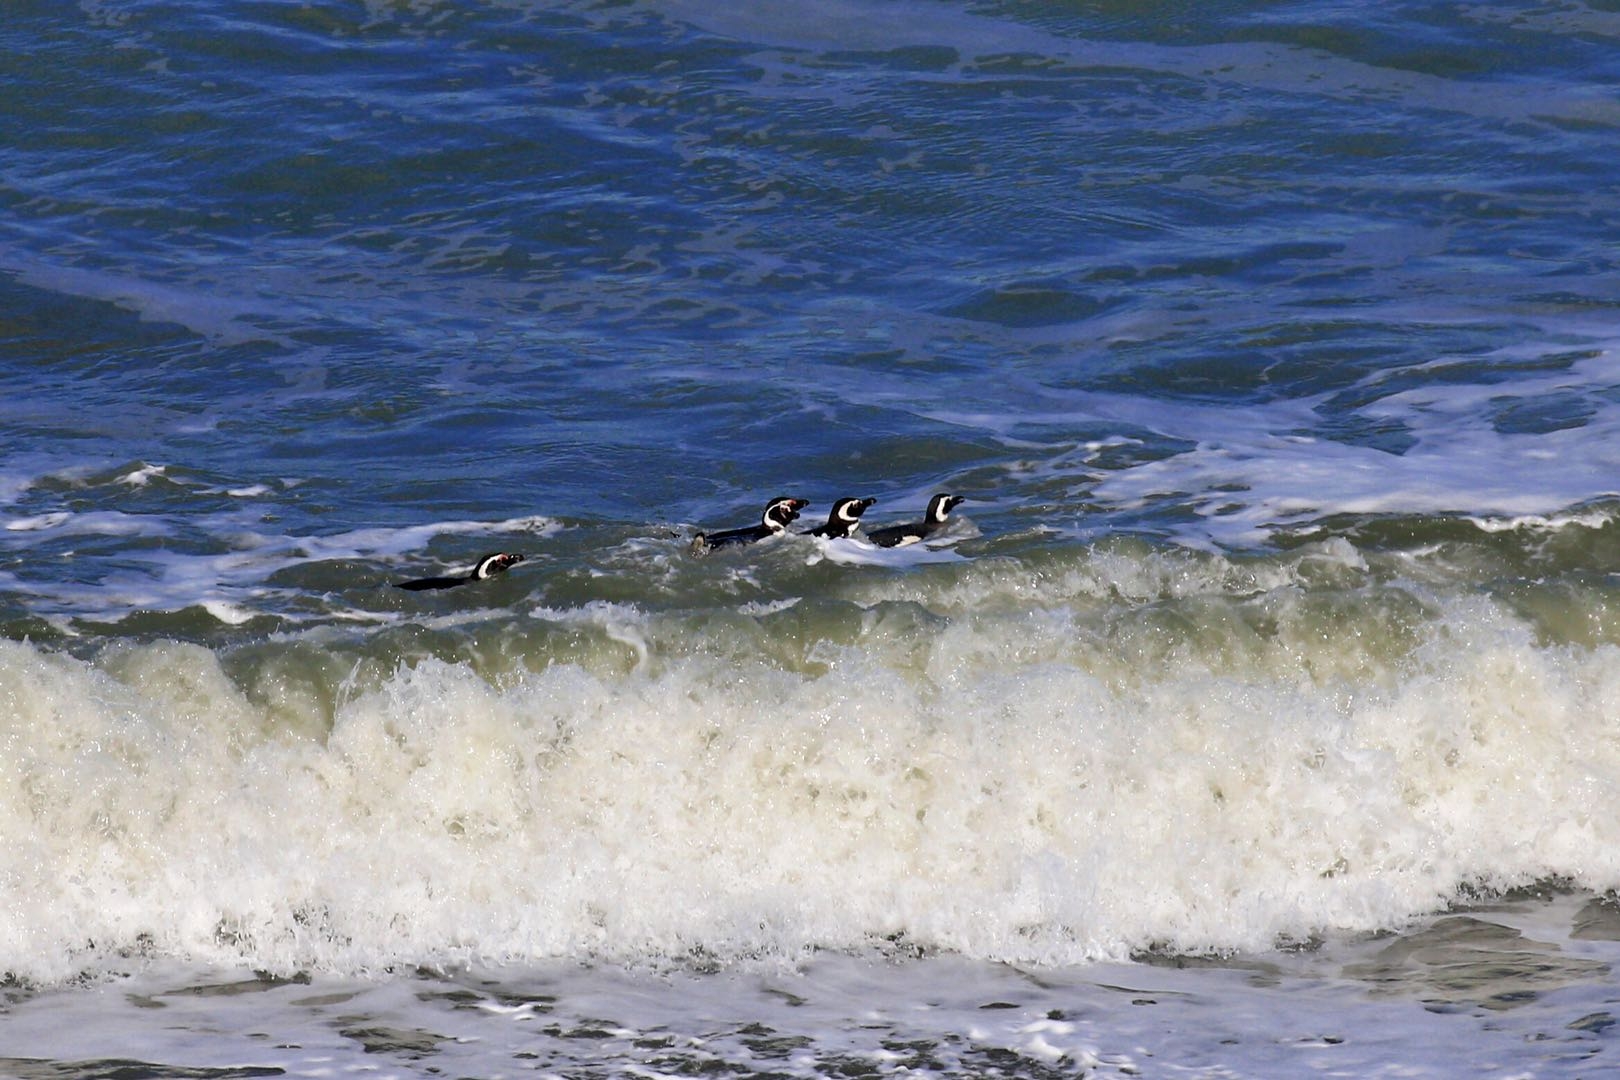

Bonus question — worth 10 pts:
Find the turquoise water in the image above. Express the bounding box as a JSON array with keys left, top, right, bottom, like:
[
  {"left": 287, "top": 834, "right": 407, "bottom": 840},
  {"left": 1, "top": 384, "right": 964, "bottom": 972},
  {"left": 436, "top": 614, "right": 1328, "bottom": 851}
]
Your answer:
[{"left": 5, "top": 1, "right": 1620, "bottom": 1075}]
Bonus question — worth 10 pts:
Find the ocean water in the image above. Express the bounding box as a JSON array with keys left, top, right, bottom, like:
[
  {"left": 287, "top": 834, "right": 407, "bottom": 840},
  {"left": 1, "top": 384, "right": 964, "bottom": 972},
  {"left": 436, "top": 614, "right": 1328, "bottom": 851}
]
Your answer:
[{"left": 5, "top": 0, "right": 1620, "bottom": 1075}]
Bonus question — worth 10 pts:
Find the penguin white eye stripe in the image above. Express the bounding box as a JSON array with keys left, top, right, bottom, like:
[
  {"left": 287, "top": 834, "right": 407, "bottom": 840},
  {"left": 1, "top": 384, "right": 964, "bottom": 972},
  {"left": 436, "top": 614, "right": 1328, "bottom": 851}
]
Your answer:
[
  {"left": 763, "top": 498, "right": 805, "bottom": 529},
  {"left": 475, "top": 553, "right": 517, "bottom": 578}
]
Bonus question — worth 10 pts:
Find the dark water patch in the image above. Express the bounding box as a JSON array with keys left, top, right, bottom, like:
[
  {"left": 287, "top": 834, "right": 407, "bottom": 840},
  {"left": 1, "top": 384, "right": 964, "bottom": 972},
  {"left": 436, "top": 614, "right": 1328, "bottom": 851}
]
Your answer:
[
  {"left": 161, "top": 973, "right": 312, "bottom": 999},
  {"left": 71, "top": 608, "right": 287, "bottom": 645},
  {"left": 1293, "top": 505, "right": 1620, "bottom": 581},
  {"left": 1572, "top": 896, "right": 1620, "bottom": 942},
  {"left": 737, "top": 1022, "right": 814, "bottom": 1057},
  {"left": 0, "top": 614, "right": 70, "bottom": 649},
  {"left": 1129, "top": 948, "right": 1287, "bottom": 982},
  {"left": 540, "top": 1019, "right": 627, "bottom": 1041},
  {"left": 287, "top": 991, "right": 361, "bottom": 1008},
  {"left": 0, "top": 278, "right": 204, "bottom": 376},
  {"left": 1489, "top": 389, "right": 1598, "bottom": 436},
  {"left": 1490, "top": 576, "right": 1620, "bottom": 652},
  {"left": 1344, "top": 915, "right": 1610, "bottom": 1011},
  {"left": 0, "top": 1061, "right": 282, "bottom": 1080},
  {"left": 337, "top": 1026, "right": 446, "bottom": 1056},
  {"left": 938, "top": 282, "right": 1113, "bottom": 328},
  {"left": 1569, "top": 1012, "right": 1616, "bottom": 1034}
]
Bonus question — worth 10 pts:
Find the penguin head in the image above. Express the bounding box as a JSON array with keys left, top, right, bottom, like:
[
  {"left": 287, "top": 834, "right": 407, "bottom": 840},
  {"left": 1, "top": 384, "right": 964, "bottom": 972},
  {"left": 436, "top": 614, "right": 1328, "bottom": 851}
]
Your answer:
[
  {"left": 473, "top": 552, "right": 526, "bottom": 579},
  {"left": 927, "top": 493, "right": 965, "bottom": 524},
  {"left": 762, "top": 496, "right": 809, "bottom": 531},
  {"left": 833, "top": 496, "right": 876, "bottom": 525}
]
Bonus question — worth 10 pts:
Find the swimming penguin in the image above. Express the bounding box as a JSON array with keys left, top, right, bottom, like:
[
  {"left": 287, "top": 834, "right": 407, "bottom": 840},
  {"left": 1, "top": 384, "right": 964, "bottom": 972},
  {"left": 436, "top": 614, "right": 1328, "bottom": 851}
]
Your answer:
[
  {"left": 691, "top": 496, "right": 808, "bottom": 554},
  {"left": 396, "top": 551, "right": 525, "bottom": 591},
  {"left": 865, "top": 493, "right": 965, "bottom": 548},
  {"left": 806, "top": 496, "right": 876, "bottom": 539}
]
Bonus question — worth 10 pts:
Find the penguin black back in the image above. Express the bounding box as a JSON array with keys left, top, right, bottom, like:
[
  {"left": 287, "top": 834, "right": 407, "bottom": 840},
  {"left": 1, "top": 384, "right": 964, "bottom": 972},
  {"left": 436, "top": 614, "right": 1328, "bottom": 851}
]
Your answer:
[
  {"left": 691, "top": 496, "right": 808, "bottom": 554},
  {"left": 397, "top": 551, "right": 525, "bottom": 591},
  {"left": 865, "top": 493, "right": 964, "bottom": 548}
]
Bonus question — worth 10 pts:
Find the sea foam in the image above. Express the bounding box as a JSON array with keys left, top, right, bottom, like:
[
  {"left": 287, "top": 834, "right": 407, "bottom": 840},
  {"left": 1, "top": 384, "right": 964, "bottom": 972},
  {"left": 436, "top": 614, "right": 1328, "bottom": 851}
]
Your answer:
[{"left": 4, "top": 572, "right": 1620, "bottom": 984}]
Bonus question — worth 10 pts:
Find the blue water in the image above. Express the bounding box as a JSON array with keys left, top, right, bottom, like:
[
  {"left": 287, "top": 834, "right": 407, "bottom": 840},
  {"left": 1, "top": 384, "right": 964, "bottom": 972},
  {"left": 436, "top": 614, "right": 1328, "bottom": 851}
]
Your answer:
[
  {"left": 9, "top": 0, "right": 1618, "bottom": 560},
  {"left": 5, "top": 2, "right": 1620, "bottom": 1076}
]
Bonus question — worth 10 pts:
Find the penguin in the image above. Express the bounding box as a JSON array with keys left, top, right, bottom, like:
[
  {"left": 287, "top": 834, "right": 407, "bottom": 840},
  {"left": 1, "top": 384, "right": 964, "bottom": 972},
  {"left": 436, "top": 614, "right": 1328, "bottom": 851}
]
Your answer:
[
  {"left": 396, "top": 551, "right": 525, "bottom": 591},
  {"left": 865, "top": 493, "right": 965, "bottom": 548},
  {"left": 805, "top": 496, "right": 876, "bottom": 539},
  {"left": 691, "top": 496, "right": 808, "bottom": 554}
]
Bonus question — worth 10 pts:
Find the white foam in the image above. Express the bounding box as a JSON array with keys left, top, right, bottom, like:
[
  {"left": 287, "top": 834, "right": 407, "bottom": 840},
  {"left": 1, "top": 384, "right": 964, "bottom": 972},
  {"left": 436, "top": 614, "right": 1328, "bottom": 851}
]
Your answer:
[
  {"left": 1465, "top": 507, "right": 1619, "bottom": 533},
  {"left": 117, "top": 462, "right": 168, "bottom": 487},
  {"left": 3, "top": 579, "right": 1619, "bottom": 983},
  {"left": 0, "top": 509, "right": 171, "bottom": 538},
  {"left": 296, "top": 514, "right": 559, "bottom": 561},
  {"left": 806, "top": 532, "right": 971, "bottom": 567},
  {"left": 198, "top": 599, "right": 257, "bottom": 626},
  {"left": 3, "top": 512, "right": 71, "bottom": 532},
  {"left": 1038, "top": 344, "right": 1620, "bottom": 545}
]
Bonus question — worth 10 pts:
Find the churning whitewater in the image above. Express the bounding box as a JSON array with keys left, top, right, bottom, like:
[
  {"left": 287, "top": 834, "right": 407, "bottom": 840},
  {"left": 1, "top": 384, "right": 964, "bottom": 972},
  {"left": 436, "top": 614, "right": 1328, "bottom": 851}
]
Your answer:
[{"left": 7, "top": 530, "right": 1620, "bottom": 984}]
